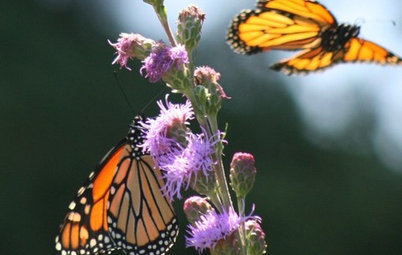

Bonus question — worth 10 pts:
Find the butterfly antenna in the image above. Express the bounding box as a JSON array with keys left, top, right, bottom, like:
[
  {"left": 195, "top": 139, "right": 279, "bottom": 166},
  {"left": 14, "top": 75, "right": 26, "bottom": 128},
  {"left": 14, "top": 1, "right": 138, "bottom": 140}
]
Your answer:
[
  {"left": 140, "top": 88, "right": 166, "bottom": 114},
  {"left": 355, "top": 18, "right": 396, "bottom": 26},
  {"left": 354, "top": 18, "right": 365, "bottom": 27},
  {"left": 113, "top": 71, "right": 136, "bottom": 115},
  {"left": 373, "top": 19, "right": 396, "bottom": 26}
]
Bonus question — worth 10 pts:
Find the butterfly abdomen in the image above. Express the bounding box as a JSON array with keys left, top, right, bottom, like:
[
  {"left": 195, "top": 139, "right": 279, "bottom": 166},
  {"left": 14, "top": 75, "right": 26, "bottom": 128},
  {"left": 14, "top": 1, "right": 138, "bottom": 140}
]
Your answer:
[
  {"left": 321, "top": 24, "right": 360, "bottom": 52},
  {"left": 127, "top": 115, "right": 146, "bottom": 160}
]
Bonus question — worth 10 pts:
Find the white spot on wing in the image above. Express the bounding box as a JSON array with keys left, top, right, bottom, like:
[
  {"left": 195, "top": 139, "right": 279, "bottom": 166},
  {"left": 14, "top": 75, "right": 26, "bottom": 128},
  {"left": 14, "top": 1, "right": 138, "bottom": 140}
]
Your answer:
[
  {"left": 68, "top": 201, "right": 76, "bottom": 210},
  {"left": 80, "top": 197, "right": 87, "bottom": 205},
  {"left": 90, "top": 239, "right": 97, "bottom": 248}
]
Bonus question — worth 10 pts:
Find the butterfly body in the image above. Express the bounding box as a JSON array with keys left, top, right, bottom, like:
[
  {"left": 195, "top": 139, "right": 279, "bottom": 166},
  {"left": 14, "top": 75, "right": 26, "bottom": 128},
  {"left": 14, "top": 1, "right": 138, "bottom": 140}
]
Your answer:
[
  {"left": 55, "top": 116, "right": 178, "bottom": 255},
  {"left": 227, "top": 0, "right": 402, "bottom": 74},
  {"left": 320, "top": 24, "right": 360, "bottom": 52}
]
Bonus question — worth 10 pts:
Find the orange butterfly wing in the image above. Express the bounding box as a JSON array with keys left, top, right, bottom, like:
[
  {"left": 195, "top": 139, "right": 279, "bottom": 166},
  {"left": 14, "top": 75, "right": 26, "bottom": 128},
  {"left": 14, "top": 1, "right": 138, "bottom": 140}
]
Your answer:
[
  {"left": 227, "top": 0, "right": 402, "bottom": 74},
  {"left": 344, "top": 38, "right": 402, "bottom": 64},
  {"left": 260, "top": 0, "right": 336, "bottom": 25},
  {"left": 55, "top": 141, "right": 125, "bottom": 254},
  {"left": 107, "top": 152, "right": 178, "bottom": 254},
  {"left": 227, "top": 0, "right": 336, "bottom": 54},
  {"left": 55, "top": 116, "right": 178, "bottom": 255},
  {"left": 271, "top": 38, "right": 402, "bottom": 74}
]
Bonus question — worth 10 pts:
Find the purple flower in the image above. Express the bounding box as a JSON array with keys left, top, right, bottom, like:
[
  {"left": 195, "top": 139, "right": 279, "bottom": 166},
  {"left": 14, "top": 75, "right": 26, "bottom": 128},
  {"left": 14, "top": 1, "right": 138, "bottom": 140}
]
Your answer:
[
  {"left": 108, "top": 33, "right": 153, "bottom": 70},
  {"left": 185, "top": 208, "right": 242, "bottom": 252},
  {"left": 194, "top": 66, "right": 230, "bottom": 99},
  {"left": 194, "top": 66, "right": 221, "bottom": 83},
  {"left": 140, "top": 43, "right": 189, "bottom": 83},
  {"left": 159, "top": 133, "right": 216, "bottom": 200},
  {"left": 139, "top": 94, "right": 194, "bottom": 165}
]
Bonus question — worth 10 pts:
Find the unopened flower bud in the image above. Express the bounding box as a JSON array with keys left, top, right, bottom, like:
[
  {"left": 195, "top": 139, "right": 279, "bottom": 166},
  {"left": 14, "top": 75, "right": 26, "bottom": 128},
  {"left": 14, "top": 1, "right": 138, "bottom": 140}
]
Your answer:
[
  {"left": 166, "top": 118, "right": 189, "bottom": 148},
  {"left": 191, "top": 166, "right": 217, "bottom": 197},
  {"left": 183, "top": 196, "right": 212, "bottom": 225},
  {"left": 211, "top": 231, "right": 241, "bottom": 255},
  {"left": 108, "top": 33, "right": 156, "bottom": 70},
  {"left": 193, "top": 66, "right": 229, "bottom": 117},
  {"left": 245, "top": 219, "right": 267, "bottom": 255},
  {"left": 230, "top": 152, "right": 256, "bottom": 199},
  {"left": 177, "top": 5, "right": 205, "bottom": 53}
]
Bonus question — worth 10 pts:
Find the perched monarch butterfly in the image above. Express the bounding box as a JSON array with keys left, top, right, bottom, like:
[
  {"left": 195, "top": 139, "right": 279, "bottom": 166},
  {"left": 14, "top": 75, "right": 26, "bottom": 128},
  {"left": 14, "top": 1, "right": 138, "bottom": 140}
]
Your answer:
[
  {"left": 227, "top": 0, "right": 402, "bottom": 74},
  {"left": 55, "top": 115, "right": 178, "bottom": 255}
]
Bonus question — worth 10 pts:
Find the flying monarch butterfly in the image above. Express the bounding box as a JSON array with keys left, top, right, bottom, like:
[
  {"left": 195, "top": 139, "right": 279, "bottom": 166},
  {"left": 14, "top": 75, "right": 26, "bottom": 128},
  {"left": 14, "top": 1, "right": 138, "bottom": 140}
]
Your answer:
[
  {"left": 55, "top": 115, "right": 178, "bottom": 255},
  {"left": 227, "top": 0, "right": 402, "bottom": 74}
]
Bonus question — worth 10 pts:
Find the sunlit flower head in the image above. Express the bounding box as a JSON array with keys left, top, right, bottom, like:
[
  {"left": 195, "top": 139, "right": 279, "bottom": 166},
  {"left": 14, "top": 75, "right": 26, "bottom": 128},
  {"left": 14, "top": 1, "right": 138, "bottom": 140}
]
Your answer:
[
  {"left": 139, "top": 94, "right": 194, "bottom": 164},
  {"left": 108, "top": 33, "right": 155, "bottom": 70},
  {"left": 159, "top": 133, "right": 216, "bottom": 200},
  {"left": 140, "top": 43, "right": 189, "bottom": 83},
  {"left": 185, "top": 208, "right": 242, "bottom": 253}
]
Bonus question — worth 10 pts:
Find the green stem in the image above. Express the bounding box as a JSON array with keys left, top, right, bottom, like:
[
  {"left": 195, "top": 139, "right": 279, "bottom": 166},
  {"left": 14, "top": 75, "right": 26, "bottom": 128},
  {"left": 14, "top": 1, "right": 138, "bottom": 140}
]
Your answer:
[
  {"left": 184, "top": 89, "right": 231, "bottom": 210},
  {"left": 207, "top": 189, "right": 222, "bottom": 210},
  {"left": 207, "top": 114, "right": 233, "bottom": 211},
  {"left": 237, "top": 197, "right": 248, "bottom": 255},
  {"left": 153, "top": 6, "right": 177, "bottom": 46},
  {"left": 208, "top": 113, "right": 247, "bottom": 254}
]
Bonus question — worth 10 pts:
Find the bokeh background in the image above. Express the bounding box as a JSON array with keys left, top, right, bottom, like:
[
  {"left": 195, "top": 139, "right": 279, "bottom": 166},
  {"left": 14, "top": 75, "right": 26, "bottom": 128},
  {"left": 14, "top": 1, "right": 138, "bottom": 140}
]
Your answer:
[{"left": 1, "top": 0, "right": 402, "bottom": 254}]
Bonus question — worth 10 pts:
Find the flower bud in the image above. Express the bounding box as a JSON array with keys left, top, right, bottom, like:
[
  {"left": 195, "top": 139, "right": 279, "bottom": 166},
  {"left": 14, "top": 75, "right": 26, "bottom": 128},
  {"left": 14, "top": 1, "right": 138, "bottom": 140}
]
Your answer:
[
  {"left": 164, "top": 66, "right": 192, "bottom": 93},
  {"left": 193, "top": 66, "right": 229, "bottom": 117},
  {"left": 183, "top": 196, "right": 213, "bottom": 225},
  {"left": 230, "top": 152, "right": 256, "bottom": 199},
  {"left": 108, "top": 33, "right": 156, "bottom": 70},
  {"left": 245, "top": 220, "right": 267, "bottom": 255},
  {"left": 177, "top": 5, "right": 205, "bottom": 53},
  {"left": 166, "top": 118, "right": 189, "bottom": 148},
  {"left": 211, "top": 231, "right": 242, "bottom": 255},
  {"left": 191, "top": 166, "right": 217, "bottom": 197},
  {"left": 194, "top": 65, "right": 222, "bottom": 83}
]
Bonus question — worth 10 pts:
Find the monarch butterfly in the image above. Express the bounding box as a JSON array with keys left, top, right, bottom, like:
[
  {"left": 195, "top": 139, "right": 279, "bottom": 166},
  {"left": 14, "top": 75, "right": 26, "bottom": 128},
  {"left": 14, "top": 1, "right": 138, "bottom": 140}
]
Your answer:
[
  {"left": 55, "top": 115, "right": 178, "bottom": 255},
  {"left": 227, "top": 0, "right": 402, "bottom": 74}
]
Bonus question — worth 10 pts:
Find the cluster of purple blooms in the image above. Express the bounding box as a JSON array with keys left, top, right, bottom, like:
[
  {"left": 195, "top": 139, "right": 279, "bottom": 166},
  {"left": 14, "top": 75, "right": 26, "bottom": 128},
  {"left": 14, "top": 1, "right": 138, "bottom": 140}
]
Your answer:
[
  {"left": 108, "top": 1, "right": 267, "bottom": 254},
  {"left": 141, "top": 44, "right": 189, "bottom": 83},
  {"left": 137, "top": 95, "right": 260, "bottom": 252},
  {"left": 186, "top": 208, "right": 242, "bottom": 252},
  {"left": 139, "top": 96, "right": 216, "bottom": 200}
]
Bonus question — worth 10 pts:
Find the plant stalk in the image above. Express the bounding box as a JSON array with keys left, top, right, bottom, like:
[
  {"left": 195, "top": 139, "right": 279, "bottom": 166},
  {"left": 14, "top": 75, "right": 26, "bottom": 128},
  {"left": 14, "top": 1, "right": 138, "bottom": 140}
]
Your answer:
[{"left": 153, "top": 6, "right": 177, "bottom": 46}]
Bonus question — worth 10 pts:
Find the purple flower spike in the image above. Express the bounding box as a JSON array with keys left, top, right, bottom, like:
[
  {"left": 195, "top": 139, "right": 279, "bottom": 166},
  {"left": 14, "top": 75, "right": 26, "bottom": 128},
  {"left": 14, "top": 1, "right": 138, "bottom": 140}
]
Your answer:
[
  {"left": 159, "top": 133, "right": 216, "bottom": 200},
  {"left": 140, "top": 43, "right": 189, "bottom": 83},
  {"left": 185, "top": 208, "right": 242, "bottom": 253},
  {"left": 139, "top": 94, "right": 194, "bottom": 165}
]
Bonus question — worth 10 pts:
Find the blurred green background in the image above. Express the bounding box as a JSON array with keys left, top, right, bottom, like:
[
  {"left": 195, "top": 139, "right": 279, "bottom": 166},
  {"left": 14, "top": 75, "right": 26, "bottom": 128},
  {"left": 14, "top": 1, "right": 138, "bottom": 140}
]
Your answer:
[{"left": 1, "top": 0, "right": 401, "bottom": 255}]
